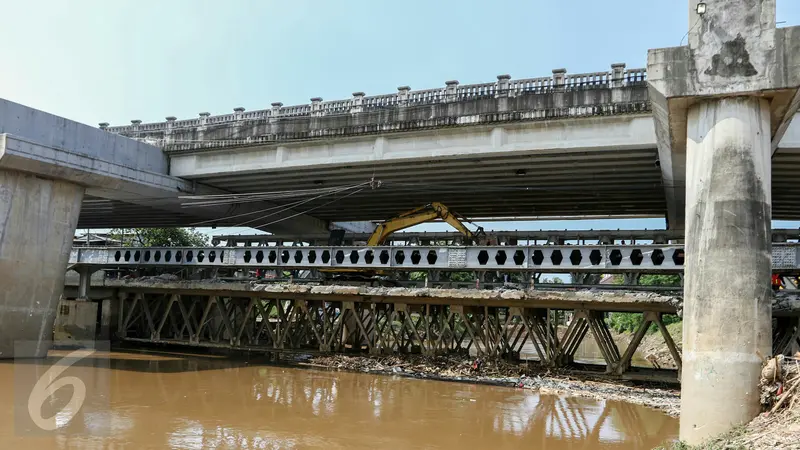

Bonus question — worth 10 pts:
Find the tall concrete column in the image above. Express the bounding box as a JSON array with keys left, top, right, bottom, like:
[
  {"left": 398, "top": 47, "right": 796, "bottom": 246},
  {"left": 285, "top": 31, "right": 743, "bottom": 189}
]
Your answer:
[
  {"left": 681, "top": 97, "right": 773, "bottom": 441},
  {"left": 648, "top": 0, "right": 800, "bottom": 442},
  {"left": 0, "top": 169, "right": 84, "bottom": 358}
]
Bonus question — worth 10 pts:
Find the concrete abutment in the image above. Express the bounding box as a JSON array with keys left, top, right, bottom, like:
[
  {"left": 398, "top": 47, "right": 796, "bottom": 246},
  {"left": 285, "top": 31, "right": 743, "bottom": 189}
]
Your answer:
[{"left": 0, "top": 169, "right": 83, "bottom": 358}]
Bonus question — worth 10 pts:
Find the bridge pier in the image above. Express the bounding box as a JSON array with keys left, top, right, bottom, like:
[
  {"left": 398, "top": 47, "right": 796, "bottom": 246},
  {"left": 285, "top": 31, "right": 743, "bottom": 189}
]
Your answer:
[
  {"left": 648, "top": 0, "right": 800, "bottom": 443},
  {"left": 0, "top": 169, "right": 84, "bottom": 358},
  {"left": 682, "top": 97, "right": 773, "bottom": 437}
]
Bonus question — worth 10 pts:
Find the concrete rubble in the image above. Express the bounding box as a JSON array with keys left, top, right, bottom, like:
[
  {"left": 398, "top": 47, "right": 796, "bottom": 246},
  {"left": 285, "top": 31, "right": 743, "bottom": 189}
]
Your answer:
[
  {"left": 111, "top": 277, "right": 684, "bottom": 306},
  {"left": 97, "top": 277, "right": 800, "bottom": 316}
]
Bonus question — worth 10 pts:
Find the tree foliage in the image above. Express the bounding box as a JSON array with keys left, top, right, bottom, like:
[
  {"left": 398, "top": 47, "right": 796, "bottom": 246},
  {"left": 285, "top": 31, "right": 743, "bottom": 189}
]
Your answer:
[
  {"left": 607, "top": 273, "right": 682, "bottom": 333},
  {"left": 109, "top": 228, "right": 208, "bottom": 247},
  {"left": 609, "top": 274, "right": 682, "bottom": 287}
]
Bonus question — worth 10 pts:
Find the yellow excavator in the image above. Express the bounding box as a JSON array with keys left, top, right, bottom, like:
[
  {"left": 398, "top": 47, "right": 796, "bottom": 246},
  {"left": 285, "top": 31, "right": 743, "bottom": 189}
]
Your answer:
[
  {"left": 366, "top": 202, "right": 486, "bottom": 246},
  {"left": 320, "top": 202, "right": 485, "bottom": 281}
]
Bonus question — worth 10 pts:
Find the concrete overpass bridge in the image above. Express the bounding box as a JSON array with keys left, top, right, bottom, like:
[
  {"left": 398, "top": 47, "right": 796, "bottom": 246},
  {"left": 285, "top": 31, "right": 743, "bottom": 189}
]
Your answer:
[{"left": 100, "top": 65, "right": 800, "bottom": 230}]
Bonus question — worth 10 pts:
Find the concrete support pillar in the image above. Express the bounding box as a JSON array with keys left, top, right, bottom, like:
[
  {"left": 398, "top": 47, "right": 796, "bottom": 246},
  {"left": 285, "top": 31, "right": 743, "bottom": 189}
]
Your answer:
[
  {"left": 0, "top": 169, "right": 84, "bottom": 358},
  {"left": 76, "top": 267, "right": 96, "bottom": 300},
  {"left": 681, "top": 97, "right": 772, "bottom": 442}
]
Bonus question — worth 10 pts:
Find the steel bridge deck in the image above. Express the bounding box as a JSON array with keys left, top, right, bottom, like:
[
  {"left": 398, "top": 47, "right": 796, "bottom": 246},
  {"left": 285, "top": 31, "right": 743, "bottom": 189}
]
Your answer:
[{"left": 69, "top": 243, "right": 800, "bottom": 274}]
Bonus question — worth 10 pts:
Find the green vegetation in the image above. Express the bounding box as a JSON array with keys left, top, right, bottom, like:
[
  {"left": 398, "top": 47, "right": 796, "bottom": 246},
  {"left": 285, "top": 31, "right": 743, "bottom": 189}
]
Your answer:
[
  {"left": 607, "top": 273, "right": 683, "bottom": 333},
  {"left": 109, "top": 228, "right": 208, "bottom": 247}
]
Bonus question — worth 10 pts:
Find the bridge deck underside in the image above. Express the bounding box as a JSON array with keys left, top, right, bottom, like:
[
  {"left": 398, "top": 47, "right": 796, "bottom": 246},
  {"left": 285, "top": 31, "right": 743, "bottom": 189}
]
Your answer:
[
  {"left": 75, "top": 146, "right": 800, "bottom": 228},
  {"left": 192, "top": 148, "right": 666, "bottom": 221}
]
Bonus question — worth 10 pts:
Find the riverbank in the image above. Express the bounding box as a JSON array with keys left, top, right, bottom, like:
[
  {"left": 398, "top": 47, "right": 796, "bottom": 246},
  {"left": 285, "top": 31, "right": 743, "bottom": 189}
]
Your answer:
[
  {"left": 304, "top": 354, "right": 681, "bottom": 416},
  {"left": 660, "top": 355, "right": 800, "bottom": 449},
  {"left": 678, "top": 409, "right": 800, "bottom": 449}
]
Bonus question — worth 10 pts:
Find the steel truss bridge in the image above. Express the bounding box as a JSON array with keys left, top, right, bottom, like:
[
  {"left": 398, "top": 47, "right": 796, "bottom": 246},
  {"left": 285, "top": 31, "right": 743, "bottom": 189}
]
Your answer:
[
  {"left": 69, "top": 242, "right": 800, "bottom": 381},
  {"left": 72, "top": 279, "right": 800, "bottom": 383},
  {"left": 112, "top": 285, "right": 684, "bottom": 380},
  {"left": 70, "top": 243, "right": 800, "bottom": 274}
]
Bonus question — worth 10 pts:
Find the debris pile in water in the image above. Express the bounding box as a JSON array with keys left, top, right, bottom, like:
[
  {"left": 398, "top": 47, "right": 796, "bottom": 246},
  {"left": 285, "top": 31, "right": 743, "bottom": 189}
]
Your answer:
[
  {"left": 307, "top": 354, "right": 680, "bottom": 416},
  {"left": 761, "top": 355, "right": 800, "bottom": 413}
]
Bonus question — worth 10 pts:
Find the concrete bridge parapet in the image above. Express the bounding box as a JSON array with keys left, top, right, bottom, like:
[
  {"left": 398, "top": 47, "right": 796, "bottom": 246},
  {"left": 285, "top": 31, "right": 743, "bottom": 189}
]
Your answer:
[{"left": 103, "top": 64, "right": 650, "bottom": 153}]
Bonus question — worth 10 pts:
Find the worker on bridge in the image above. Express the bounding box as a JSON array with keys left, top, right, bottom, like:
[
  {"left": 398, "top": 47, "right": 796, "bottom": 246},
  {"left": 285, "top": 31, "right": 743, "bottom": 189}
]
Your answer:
[{"left": 772, "top": 274, "right": 784, "bottom": 292}]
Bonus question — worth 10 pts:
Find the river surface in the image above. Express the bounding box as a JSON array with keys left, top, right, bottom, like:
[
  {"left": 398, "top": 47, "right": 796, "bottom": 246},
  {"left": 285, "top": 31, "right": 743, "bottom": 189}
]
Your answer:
[{"left": 0, "top": 350, "right": 677, "bottom": 449}]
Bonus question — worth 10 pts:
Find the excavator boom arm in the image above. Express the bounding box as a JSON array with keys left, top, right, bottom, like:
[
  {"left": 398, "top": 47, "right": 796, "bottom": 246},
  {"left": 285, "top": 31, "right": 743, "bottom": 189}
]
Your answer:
[{"left": 367, "top": 202, "right": 482, "bottom": 246}]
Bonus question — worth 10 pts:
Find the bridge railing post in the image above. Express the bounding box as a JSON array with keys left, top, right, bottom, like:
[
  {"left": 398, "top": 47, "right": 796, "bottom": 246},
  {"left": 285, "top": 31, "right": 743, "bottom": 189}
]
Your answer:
[
  {"left": 397, "top": 86, "right": 410, "bottom": 106},
  {"left": 130, "top": 119, "right": 141, "bottom": 138},
  {"left": 552, "top": 68, "right": 566, "bottom": 91},
  {"left": 310, "top": 97, "right": 323, "bottom": 116},
  {"left": 198, "top": 112, "right": 210, "bottom": 128},
  {"left": 197, "top": 112, "right": 210, "bottom": 143},
  {"left": 165, "top": 116, "right": 176, "bottom": 144},
  {"left": 233, "top": 107, "right": 245, "bottom": 121},
  {"left": 270, "top": 102, "right": 282, "bottom": 122},
  {"left": 496, "top": 74, "right": 510, "bottom": 98},
  {"left": 445, "top": 80, "right": 459, "bottom": 102},
  {"left": 610, "top": 63, "right": 626, "bottom": 88},
  {"left": 350, "top": 92, "right": 364, "bottom": 114}
]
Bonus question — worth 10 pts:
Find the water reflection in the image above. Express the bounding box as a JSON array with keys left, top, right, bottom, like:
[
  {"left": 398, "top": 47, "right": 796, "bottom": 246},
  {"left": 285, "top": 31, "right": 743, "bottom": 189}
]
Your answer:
[{"left": 0, "top": 351, "right": 676, "bottom": 449}]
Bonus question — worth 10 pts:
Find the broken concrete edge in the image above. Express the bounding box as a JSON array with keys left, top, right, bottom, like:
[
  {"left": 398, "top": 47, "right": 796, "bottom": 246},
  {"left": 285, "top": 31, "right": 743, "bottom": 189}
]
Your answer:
[{"left": 74, "top": 276, "right": 683, "bottom": 309}]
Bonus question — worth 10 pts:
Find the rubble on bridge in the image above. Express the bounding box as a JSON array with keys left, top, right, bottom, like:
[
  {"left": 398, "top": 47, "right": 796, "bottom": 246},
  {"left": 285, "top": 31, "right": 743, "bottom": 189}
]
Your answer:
[
  {"left": 95, "top": 275, "right": 800, "bottom": 316},
  {"left": 108, "top": 276, "right": 684, "bottom": 309}
]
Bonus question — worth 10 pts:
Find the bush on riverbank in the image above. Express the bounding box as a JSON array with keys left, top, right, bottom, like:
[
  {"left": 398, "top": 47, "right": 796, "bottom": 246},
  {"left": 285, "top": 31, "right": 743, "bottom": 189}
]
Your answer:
[
  {"left": 607, "top": 274, "right": 682, "bottom": 334},
  {"left": 607, "top": 312, "right": 681, "bottom": 334}
]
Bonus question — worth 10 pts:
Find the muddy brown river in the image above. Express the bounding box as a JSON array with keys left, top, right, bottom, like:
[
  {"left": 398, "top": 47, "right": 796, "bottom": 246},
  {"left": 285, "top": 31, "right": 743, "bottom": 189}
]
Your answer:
[{"left": 0, "top": 350, "right": 677, "bottom": 449}]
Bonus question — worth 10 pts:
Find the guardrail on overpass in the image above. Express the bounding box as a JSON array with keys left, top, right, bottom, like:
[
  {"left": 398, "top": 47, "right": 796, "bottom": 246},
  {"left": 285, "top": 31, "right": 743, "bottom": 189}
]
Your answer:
[
  {"left": 104, "top": 65, "right": 647, "bottom": 135},
  {"left": 100, "top": 64, "right": 650, "bottom": 152},
  {"left": 69, "top": 243, "right": 800, "bottom": 273}
]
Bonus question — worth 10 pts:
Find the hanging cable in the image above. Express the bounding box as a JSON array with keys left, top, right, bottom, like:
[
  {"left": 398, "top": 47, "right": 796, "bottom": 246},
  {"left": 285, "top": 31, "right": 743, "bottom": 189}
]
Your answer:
[{"left": 251, "top": 187, "right": 365, "bottom": 229}]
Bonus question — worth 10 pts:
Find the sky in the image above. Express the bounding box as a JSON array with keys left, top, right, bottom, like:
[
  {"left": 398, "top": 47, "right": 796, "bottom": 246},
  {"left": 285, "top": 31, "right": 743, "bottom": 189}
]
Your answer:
[{"left": 3, "top": 0, "right": 800, "bottom": 237}]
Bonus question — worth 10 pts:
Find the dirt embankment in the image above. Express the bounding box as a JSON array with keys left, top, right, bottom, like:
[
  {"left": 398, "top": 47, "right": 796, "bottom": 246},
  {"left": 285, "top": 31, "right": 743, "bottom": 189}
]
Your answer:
[
  {"left": 305, "top": 354, "right": 680, "bottom": 417},
  {"left": 661, "top": 356, "right": 800, "bottom": 450},
  {"left": 614, "top": 322, "right": 683, "bottom": 370}
]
